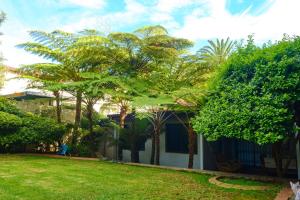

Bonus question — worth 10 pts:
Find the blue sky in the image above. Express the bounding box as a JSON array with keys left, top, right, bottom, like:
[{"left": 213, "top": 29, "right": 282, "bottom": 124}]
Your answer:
[{"left": 1, "top": 0, "right": 300, "bottom": 67}]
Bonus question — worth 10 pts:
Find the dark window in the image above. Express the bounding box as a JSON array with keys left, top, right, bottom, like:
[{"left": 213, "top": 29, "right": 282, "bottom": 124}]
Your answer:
[
  {"left": 165, "top": 123, "right": 197, "bottom": 154},
  {"left": 121, "top": 123, "right": 146, "bottom": 151}
]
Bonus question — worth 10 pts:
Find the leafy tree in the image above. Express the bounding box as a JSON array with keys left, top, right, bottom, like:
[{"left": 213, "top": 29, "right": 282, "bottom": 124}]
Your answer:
[
  {"left": 62, "top": 30, "right": 121, "bottom": 144},
  {"left": 129, "top": 26, "right": 194, "bottom": 166},
  {"left": 18, "top": 30, "right": 113, "bottom": 145},
  {"left": 193, "top": 36, "right": 300, "bottom": 176},
  {"left": 161, "top": 38, "right": 236, "bottom": 168},
  {"left": 140, "top": 53, "right": 214, "bottom": 168},
  {"left": 108, "top": 25, "right": 193, "bottom": 129},
  {"left": 73, "top": 72, "right": 128, "bottom": 135},
  {"left": 18, "top": 30, "right": 75, "bottom": 125},
  {"left": 169, "top": 47, "right": 234, "bottom": 168},
  {"left": 19, "top": 63, "right": 66, "bottom": 123}
]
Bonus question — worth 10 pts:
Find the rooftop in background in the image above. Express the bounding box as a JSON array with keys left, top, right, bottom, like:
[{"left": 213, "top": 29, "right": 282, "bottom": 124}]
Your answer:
[
  {"left": 3, "top": 91, "right": 54, "bottom": 100},
  {"left": 3, "top": 65, "right": 18, "bottom": 73}
]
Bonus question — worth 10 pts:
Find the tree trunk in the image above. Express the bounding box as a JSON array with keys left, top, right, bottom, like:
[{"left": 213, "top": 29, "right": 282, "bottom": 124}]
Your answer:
[
  {"left": 72, "top": 91, "right": 82, "bottom": 146},
  {"left": 188, "top": 126, "right": 196, "bottom": 169},
  {"left": 103, "top": 139, "right": 107, "bottom": 157},
  {"left": 295, "top": 101, "right": 300, "bottom": 127},
  {"left": 272, "top": 142, "right": 283, "bottom": 177},
  {"left": 120, "top": 105, "right": 127, "bottom": 128},
  {"left": 87, "top": 101, "right": 94, "bottom": 135},
  {"left": 150, "top": 131, "right": 155, "bottom": 164},
  {"left": 57, "top": 140, "right": 62, "bottom": 152},
  {"left": 131, "top": 144, "right": 139, "bottom": 163},
  {"left": 155, "top": 127, "right": 160, "bottom": 165},
  {"left": 53, "top": 91, "right": 62, "bottom": 123}
]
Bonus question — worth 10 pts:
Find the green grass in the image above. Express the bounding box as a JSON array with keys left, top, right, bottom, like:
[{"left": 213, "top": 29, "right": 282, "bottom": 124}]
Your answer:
[
  {"left": 0, "top": 155, "right": 282, "bottom": 200},
  {"left": 218, "top": 177, "right": 274, "bottom": 186}
]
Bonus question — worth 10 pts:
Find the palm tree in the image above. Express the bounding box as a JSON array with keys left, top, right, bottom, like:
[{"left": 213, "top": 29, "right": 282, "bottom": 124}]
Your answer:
[
  {"left": 19, "top": 30, "right": 120, "bottom": 145},
  {"left": 19, "top": 63, "right": 66, "bottom": 123},
  {"left": 18, "top": 30, "right": 75, "bottom": 123},
  {"left": 18, "top": 30, "right": 88, "bottom": 145},
  {"left": 198, "top": 37, "right": 235, "bottom": 67},
  {"left": 0, "top": 11, "right": 5, "bottom": 37}
]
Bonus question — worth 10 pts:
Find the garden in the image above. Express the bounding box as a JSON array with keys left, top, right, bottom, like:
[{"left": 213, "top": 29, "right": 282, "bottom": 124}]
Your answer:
[
  {"left": 0, "top": 2, "right": 299, "bottom": 199},
  {"left": 0, "top": 155, "right": 282, "bottom": 200}
]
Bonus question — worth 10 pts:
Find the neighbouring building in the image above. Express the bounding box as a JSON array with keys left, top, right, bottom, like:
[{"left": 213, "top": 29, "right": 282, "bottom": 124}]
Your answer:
[{"left": 110, "top": 112, "right": 300, "bottom": 179}]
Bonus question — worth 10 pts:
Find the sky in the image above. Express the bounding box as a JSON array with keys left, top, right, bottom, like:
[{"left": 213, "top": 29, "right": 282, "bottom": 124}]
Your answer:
[{"left": 1, "top": 0, "right": 300, "bottom": 68}]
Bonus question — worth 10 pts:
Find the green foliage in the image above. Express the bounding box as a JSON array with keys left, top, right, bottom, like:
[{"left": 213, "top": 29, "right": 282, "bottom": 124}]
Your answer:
[
  {"left": 0, "top": 111, "right": 22, "bottom": 133},
  {"left": 78, "top": 117, "right": 117, "bottom": 157},
  {"left": 16, "top": 114, "right": 66, "bottom": 145},
  {"left": 39, "top": 106, "right": 56, "bottom": 119},
  {"left": 17, "top": 26, "right": 235, "bottom": 157},
  {"left": 0, "top": 98, "right": 23, "bottom": 115},
  {"left": 0, "top": 114, "right": 66, "bottom": 146},
  {"left": 193, "top": 37, "right": 300, "bottom": 145},
  {"left": 0, "top": 98, "right": 67, "bottom": 149},
  {"left": 198, "top": 37, "right": 235, "bottom": 67},
  {"left": 119, "top": 117, "right": 150, "bottom": 151}
]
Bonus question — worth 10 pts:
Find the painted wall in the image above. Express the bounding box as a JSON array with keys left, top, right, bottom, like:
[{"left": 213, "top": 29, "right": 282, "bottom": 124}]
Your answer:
[
  {"left": 122, "top": 131, "right": 202, "bottom": 169},
  {"left": 14, "top": 99, "right": 75, "bottom": 123}
]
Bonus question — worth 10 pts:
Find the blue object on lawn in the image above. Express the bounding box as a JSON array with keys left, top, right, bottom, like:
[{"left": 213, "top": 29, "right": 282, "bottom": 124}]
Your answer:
[{"left": 57, "top": 144, "right": 68, "bottom": 156}]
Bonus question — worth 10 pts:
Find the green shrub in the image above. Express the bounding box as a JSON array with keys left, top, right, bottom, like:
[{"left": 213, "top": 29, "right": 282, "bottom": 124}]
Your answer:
[
  {"left": 18, "top": 114, "right": 67, "bottom": 144},
  {"left": 0, "top": 98, "right": 22, "bottom": 116},
  {"left": 0, "top": 111, "right": 22, "bottom": 133},
  {"left": 0, "top": 98, "right": 68, "bottom": 151}
]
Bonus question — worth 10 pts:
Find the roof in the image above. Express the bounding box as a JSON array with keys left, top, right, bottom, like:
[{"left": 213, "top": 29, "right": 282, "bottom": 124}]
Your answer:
[
  {"left": 2, "top": 91, "right": 54, "bottom": 100},
  {"left": 3, "top": 66, "right": 18, "bottom": 74},
  {"left": 108, "top": 111, "right": 193, "bottom": 123}
]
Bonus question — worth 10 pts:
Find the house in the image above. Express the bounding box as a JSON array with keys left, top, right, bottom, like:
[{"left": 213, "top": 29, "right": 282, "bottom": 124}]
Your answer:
[
  {"left": 0, "top": 66, "right": 114, "bottom": 121},
  {"left": 109, "top": 112, "right": 300, "bottom": 179}
]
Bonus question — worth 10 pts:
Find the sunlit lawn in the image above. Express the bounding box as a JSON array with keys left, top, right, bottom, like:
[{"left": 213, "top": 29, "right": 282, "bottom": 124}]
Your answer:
[{"left": 0, "top": 155, "right": 282, "bottom": 200}]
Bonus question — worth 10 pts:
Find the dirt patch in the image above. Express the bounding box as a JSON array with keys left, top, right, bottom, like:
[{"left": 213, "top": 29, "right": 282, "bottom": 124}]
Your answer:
[{"left": 274, "top": 187, "right": 293, "bottom": 200}]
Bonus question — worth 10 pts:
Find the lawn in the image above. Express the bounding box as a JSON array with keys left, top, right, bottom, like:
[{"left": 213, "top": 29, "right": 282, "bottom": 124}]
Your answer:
[
  {"left": 219, "top": 177, "right": 274, "bottom": 186},
  {"left": 0, "top": 155, "right": 282, "bottom": 200}
]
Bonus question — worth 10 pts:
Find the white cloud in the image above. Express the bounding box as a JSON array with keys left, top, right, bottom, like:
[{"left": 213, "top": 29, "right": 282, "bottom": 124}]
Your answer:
[
  {"left": 149, "top": 0, "right": 208, "bottom": 32},
  {"left": 3, "top": 0, "right": 300, "bottom": 70},
  {"left": 1, "top": 19, "right": 47, "bottom": 68},
  {"left": 155, "top": 0, "right": 201, "bottom": 13},
  {"left": 101, "top": 0, "right": 147, "bottom": 28},
  {"left": 61, "top": 0, "right": 148, "bottom": 32},
  {"left": 62, "top": 0, "right": 106, "bottom": 9},
  {"left": 174, "top": 0, "right": 300, "bottom": 43},
  {"left": 61, "top": 14, "right": 112, "bottom": 33}
]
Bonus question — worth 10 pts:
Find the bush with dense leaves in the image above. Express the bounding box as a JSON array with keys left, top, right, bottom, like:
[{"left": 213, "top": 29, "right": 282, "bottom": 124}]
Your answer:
[
  {"left": 0, "top": 111, "right": 22, "bottom": 133},
  {"left": 74, "top": 117, "right": 117, "bottom": 157},
  {"left": 0, "top": 98, "right": 23, "bottom": 115},
  {"left": 193, "top": 36, "right": 300, "bottom": 145},
  {"left": 0, "top": 98, "right": 67, "bottom": 151}
]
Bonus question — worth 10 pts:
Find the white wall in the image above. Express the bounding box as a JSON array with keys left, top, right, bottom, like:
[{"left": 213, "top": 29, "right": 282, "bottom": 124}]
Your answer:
[{"left": 123, "top": 132, "right": 202, "bottom": 169}]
